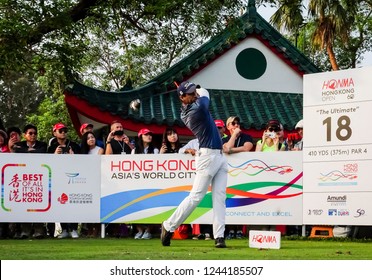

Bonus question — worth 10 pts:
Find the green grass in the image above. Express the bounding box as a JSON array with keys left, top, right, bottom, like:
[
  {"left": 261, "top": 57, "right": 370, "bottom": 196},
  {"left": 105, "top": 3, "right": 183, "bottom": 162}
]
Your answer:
[{"left": 1, "top": 237, "right": 372, "bottom": 260}]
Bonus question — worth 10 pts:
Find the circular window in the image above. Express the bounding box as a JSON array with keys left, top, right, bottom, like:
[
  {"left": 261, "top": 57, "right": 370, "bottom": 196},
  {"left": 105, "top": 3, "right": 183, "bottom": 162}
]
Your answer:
[{"left": 235, "top": 48, "right": 267, "bottom": 80}]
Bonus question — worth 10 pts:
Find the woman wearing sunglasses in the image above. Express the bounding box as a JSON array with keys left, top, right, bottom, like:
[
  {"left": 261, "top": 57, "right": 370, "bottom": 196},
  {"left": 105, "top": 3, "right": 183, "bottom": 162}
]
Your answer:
[{"left": 255, "top": 119, "right": 283, "bottom": 152}]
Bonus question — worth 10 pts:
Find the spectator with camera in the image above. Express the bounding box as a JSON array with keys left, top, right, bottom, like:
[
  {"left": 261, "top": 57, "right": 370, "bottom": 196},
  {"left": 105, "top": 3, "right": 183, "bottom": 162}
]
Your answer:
[
  {"left": 47, "top": 123, "right": 81, "bottom": 238},
  {"left": 104, "top": 120, "right": 134, "bottom": 237},
  {"left": 255, "top": 120, "right": 282, "bottom": 152},
  {"left": 6, "top": 127, "right": 22, "bottom": 153},
  {"left": 105, "top": 120, "right": 134, "bottom": 155},
  {"left": 47, "top": 123, "right": 81, "bottom": 155}
]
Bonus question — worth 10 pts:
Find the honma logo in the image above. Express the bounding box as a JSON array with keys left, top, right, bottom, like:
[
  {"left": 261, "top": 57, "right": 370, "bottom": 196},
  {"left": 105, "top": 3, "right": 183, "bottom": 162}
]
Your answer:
[
  {"left": 321, "top": 77, "right": 355, "bottom": 101},
  {"left": 249, "top": 230, "right": 281, "bottom": 249}
]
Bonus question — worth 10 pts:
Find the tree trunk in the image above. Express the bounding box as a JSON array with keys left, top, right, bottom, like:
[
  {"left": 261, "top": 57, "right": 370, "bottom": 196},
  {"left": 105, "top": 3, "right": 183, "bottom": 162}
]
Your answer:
[{"left": 327, "top": 44, "right": 339, "bottom": 71}]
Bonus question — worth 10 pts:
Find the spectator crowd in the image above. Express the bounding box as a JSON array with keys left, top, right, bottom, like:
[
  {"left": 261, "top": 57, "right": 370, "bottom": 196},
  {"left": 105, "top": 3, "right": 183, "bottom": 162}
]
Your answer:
[{"left": 0, "top": 117, "right": 303, "bottom": 240}]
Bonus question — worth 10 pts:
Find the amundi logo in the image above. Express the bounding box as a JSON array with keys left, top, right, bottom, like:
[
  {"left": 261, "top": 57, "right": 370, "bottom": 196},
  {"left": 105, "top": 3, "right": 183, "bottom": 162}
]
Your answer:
[
  {"left": 327, "top": 195, "right": 347, "bottom": 202},
  {"left": 327, "top": 195, "right": 347, "bottom": 205}
]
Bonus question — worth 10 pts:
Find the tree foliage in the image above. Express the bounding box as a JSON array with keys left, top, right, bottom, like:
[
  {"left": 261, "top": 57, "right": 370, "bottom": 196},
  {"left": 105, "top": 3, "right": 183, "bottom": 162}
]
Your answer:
[
  {"left": 270, "top": 0, "right": 371, "bottom": 70},
  {"left": 0, "top": 0, "right": 371, "bottom": 133},
  {"left": 0, "top": 0, "right": 244, "bottom": 130},
  {"left": 0, "top": 71, "right": 47, "bottom": 129},
  {"left": 26, "top": 94, "right": 79, "bottom": 143},
  {"left": 0, "top": 0, "right": 244, "bottom": 86}
]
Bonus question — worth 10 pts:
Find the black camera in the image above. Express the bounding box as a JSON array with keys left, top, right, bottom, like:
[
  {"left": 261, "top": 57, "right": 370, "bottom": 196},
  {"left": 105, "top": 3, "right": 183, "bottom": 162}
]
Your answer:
[
  {"left": 59, "top": 145, "right": 69, "bottom": 154},
  {"left": 113, "top": 130, "right": 124, "bottom": 136}
]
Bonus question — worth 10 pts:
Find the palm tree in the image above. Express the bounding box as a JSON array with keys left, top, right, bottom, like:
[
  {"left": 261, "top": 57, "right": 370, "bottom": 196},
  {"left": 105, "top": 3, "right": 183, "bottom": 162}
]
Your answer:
[
  {"left": 270, "top": 0, "right": 359, "bottom": 70},
  {"left": 308, "top": 0, "right": 354, "bottom": 70},
  {"left": 270, "top": 0, "right": 305, "bottom": 39}
]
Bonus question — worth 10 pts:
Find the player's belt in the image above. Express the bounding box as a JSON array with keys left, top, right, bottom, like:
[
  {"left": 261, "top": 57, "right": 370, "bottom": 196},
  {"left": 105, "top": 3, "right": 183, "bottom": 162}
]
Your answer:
[{"left": 199, "top": 148, "right": 223, "bottom": 154}]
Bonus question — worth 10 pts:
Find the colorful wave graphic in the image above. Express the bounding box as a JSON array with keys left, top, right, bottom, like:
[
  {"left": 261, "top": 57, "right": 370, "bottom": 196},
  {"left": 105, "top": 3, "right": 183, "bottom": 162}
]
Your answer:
[
  {"left": 319, "top": 170, "right": 357, "bottom": 181},
  {"left": 100, "top": 172, "right": 303, "bottom": 223},
  {"left": 228, "top": 159, "right": 293, "bottom": 176}
]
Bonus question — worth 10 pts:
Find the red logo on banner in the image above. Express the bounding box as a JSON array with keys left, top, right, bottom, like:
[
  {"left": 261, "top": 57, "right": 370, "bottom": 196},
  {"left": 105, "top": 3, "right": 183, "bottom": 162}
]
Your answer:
[{"left": 58, "top": 193, "right": 68, "bottom": 204}]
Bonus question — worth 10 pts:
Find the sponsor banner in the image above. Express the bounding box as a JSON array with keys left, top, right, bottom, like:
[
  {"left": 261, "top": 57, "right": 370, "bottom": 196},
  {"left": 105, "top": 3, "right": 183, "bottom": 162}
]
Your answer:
[
  {"left": 101, "top": 152, "right": 303, "bottom": 225},
  {"left": 303, "top": 66, "right": 371, "bottom": 106},
  {"left": 249, "top": 230, "right": 281, "bottom": 249},
  {"left": 0, "top": 154, "right": 100, "bottom": 222},
  {"left": 303, "top": 160, "right": 368, "bottom": 192},
  {"left": 303, "top": 66, "right": 372, "bottom": 225},
  {"left": 303, "top": 192, "right": 370, "bottom": 225},
  {"left": 0, "top": 152, "right": 302, "bottom": 224}
]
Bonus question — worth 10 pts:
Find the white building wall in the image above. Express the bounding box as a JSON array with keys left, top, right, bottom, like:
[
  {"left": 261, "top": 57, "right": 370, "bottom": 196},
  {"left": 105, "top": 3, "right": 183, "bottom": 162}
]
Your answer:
[{"left": 190, "top": 37, "right": 303, "bottom": 93}]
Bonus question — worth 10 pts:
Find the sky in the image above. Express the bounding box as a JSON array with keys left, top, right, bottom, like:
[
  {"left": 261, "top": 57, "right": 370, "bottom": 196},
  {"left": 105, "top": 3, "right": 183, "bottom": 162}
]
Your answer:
[{"left": 257, "top": 5, "right": 372, "bottom": 68}]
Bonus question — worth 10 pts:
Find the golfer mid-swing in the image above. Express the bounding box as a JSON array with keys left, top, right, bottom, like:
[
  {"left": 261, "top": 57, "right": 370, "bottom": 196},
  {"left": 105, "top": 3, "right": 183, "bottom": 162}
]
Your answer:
[{"left": 161, "top": 81, "right": 228, "bottom": 248}]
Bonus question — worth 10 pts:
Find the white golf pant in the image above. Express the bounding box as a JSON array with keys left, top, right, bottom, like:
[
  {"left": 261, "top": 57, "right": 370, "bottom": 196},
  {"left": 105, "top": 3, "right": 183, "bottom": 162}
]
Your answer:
[{"left": 164, "top": 148, "right": 228, "bottom": 238}]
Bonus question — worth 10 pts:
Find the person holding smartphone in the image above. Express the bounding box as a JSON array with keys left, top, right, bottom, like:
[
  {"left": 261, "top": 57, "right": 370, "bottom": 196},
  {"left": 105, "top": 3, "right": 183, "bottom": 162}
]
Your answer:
[
  {"left": 160, "top": 127, "right": 182, "bottom": 154},
  {"left": 105, "top": 120, "right": 134, "bottom": 155},
  {"left": 5, "top": 127, "right": 22, "bottom": 153}
]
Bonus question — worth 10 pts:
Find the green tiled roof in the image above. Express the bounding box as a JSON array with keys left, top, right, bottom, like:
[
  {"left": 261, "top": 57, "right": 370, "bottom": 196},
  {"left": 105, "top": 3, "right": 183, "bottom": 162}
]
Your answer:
[
  {"left": 66, "top": 80, "right": 303, "bottom": 131},
  {"left": 64, "top": 2, "right": 318, "bottom": 132}
]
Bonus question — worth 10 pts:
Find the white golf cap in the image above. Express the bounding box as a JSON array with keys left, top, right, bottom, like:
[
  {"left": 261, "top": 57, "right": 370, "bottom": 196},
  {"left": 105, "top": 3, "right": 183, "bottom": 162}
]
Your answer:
[{"left": 295, "top": 119, "right": 303, "bottom": 129}]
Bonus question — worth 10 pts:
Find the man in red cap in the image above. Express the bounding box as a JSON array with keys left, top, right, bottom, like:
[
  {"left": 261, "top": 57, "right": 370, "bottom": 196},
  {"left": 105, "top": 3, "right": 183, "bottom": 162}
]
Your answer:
[
  {"left": 79, "top": 123, "right": 104, "bottom": 148},
  {"left": 47, "top": 123, "right": 81, "bottom": 238},
  {"left": 80, "top": 123, "right": 93, "bottom": 135},
  {"left": 48, "top": 123, "right": 81, "bottom": 155}
]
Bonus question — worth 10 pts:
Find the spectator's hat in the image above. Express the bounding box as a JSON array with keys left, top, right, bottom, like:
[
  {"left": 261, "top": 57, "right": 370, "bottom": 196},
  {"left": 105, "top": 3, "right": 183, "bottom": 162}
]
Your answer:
[
  {"left": 266, "top": 119, "right": 281, "bottom": 130},
  {"left": 214, "top": 120, "right": 225, "bottom": 128},
  {"left": 226, "top": 116, "right": 240, "bottom": 127},
  {"left": 53, "top": 123, "right": 67, "bottom": 132},
  {"left": 80, "top": 123, "right": 93, "bottom": 134},
  {"left": 138, "top": 128, "right": 153, "bottom": 137}
]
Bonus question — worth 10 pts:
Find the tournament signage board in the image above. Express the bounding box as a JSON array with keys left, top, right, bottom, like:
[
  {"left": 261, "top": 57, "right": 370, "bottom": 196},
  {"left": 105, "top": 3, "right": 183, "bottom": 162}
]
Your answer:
[
  {"left": 0, "top": 154, "right": 100, "bottom": 222},
  {"left": 100, "top": 153, "right": 303, "bottom": 225},
  {"left": 0, "top": 152, "right": 303, "bottom": 224},
  {"left": 303, "top": 66, "right": 372, "bottom": 225}
]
